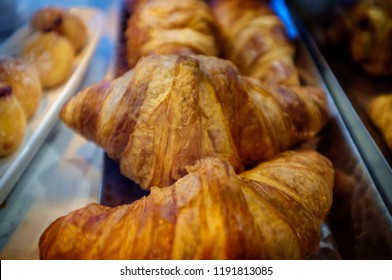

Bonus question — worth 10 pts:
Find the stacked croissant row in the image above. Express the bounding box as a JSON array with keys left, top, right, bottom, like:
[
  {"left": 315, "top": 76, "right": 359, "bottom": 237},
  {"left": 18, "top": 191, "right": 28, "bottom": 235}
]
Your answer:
[{"left": 39, "top": 0, "right": 335, "bottom": 259}]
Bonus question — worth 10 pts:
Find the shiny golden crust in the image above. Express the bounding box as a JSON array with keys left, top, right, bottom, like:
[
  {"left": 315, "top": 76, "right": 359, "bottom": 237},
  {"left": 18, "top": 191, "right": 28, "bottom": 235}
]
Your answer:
[
  {"left": 210, "top": 0, "right": 299, "bottom": 85},
  {"left": 21, "top": 32, "right": 75, "bottom": 88},
  {"left": 0, "top": 84, "right": 26, "bottom": 158},
  {"left": 60, "top": 55, "right": 329, "bottom": 190},
  {"left": 125, "top": 0, "right": 220, "bottom": 69},
  {"left": 39, "top": 150, "right": 334, "bottom": 260},
  {"left": 0, "top": 57, "right": 42, "bottom": 119},
  {"left": 369, "top": 94, "right": 392, "bottom": 149},
  {"left": 31, "top": 6, "right": 88, "bottom": 52}
]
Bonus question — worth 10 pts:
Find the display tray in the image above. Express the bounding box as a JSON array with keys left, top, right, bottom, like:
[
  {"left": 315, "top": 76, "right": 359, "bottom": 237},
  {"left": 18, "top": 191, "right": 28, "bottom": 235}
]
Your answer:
[
  {"left": 319, "top": 50, "right": 392, "bottom": 165},
  {"left": 99, "top": 3, "right": 392, "bottom": 259},
  {"left": 287, "top": 7, "right": 392, "bottom": 216},
  {"left": 0, "top": 7, "right": 104, "bottom": 204}
]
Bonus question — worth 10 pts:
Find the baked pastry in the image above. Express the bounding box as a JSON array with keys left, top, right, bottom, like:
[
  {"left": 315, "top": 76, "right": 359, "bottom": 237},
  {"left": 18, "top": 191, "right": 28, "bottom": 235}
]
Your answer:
[
  {"left": 125, "top": 0, "right": 220, "bottom": 69},
  {"left": 0, "top": 57, "right": 42, "bottom": 119},
  {"left": 0, "top": 84, "right": 26, "bottom": 158},
  {"left": 210, "top": 0, "right": 299, "bottom": 85},
  {"left": 368, "top": 94, "right": 392, "bottom": 149},
  {"left": 60, "top": 55, "right": 329, "bottom": 190},
  {"left": 39, "top": 150, "right": 334, "bottom": 259},
  {"left": 21, "top": 32, "right": 75, "bottom": 88},
  {"left": 323, "top": 1, "right": 392, "bottom": 76},
  {"left": 30, "top": 6, "right": 88, "bottom": 53},
  {"left": 348, "top": 2, "right": 392, "bottom": 76}
]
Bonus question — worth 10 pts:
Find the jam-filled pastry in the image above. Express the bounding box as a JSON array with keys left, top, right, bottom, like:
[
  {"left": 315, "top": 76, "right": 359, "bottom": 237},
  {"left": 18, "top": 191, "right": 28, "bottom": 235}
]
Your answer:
[{"left": 0, "top": 84, "right": 26, "bottom": 158}]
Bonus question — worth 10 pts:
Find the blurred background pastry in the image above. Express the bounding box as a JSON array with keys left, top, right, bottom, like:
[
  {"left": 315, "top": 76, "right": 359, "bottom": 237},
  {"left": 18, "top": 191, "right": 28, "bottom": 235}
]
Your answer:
[
  {"left": 369, "top": 94, "right": 392, "bottom": 150},
  {"left": 30, "top": 6, "right": 88, "bottom": 53},
  {"left": 125, "top": 0, "right": 220, "bottom": 69},
  {"left": 0, "top": 57, "right": 42, "bottom": 119},
  {"left": 348, "top": 2, "right": 392, "bottom": 76},
  {"left": 300, "top": 0, "right": 392, "bottom": 76},
  {"left": 20, "top": 32, "right": 75, "bottom": 88},
  {"left": 0, "top": 83, "right": 26, "bottom": 158},
  {"left": 210, "top": 0, "right": 299, "bottom": 86}
]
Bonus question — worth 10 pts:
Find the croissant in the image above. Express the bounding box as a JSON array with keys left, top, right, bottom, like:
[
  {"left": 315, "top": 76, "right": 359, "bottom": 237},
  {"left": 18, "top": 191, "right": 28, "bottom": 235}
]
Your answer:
[
  {"left": 39, "top": 149, "right": 334, "bottom": 260},
  {"left": 60, "top": 55, "right": 328, "bottom": 190},
  {"left": 369, "top": 94, "right": 392, "bottom": 149},
  {"left": 210, "top": 0, "right": 299, "bottom": 85},
  {"left": 125, "top": 0, "right": 220, "bottom": 69}
]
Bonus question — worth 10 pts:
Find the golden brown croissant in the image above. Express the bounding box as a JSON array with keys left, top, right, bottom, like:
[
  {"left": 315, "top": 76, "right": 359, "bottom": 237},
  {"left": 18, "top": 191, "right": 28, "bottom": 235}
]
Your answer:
[
  {"left": 39, "top": 149, "right": 334, "bottom": 260},
  {"left": 60, "top": 55, "right": 329, "bottom": 190},
  {"left": 369, "top": 94, "right": 392, "bottom": 149},
  {"left": 210, "top": 0, "right": 299, "bottom": 85},
  {"left": 125, "top": 0, "right": 220, "bottom": 69}
]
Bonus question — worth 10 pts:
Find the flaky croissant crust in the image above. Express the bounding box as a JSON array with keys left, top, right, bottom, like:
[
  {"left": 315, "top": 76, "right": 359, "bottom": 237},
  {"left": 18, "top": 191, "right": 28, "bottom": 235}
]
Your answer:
[
  {"left": 60, "top": 55, "right": 329, "bottom": 190},
  {"left": 39, "top": 149, "right": 334, "bottom": 260},
  {"left": 210, "top": 0, "right": 299, "bottom": 85},
  {"left": 125, "top": 0, "right": 220, "bottom": 69}
]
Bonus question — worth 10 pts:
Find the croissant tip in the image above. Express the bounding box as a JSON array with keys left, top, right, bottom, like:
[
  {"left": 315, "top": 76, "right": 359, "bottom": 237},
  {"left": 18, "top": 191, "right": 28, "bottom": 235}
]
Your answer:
[{"left": 59, "top": 101, "right": 68, "bottom": 121}]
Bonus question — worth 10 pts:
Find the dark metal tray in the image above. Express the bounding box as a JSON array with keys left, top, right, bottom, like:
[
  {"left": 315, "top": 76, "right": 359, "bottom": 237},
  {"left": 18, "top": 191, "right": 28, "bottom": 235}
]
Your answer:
[{"left": 287, "top": 5, "right": 392, "bottom": 215}]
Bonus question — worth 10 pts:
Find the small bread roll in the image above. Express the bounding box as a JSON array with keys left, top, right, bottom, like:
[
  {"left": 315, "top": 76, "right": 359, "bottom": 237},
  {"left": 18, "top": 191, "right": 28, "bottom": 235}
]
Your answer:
[
  {"left": 0, "top": 84, "right": 26, "bottom": 158},
  {"left": 31, "top": 6, "right": 88, "bottom": 52},
  {"left": 0, "top": 57, "right": 42, "bottom": 119},
  {"left": 21, "top": 32, "right": 75, "bottom": 88}
]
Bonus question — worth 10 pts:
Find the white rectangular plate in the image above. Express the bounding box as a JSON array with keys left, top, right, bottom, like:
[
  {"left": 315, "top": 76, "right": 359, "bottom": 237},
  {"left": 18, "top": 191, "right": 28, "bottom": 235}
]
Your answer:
[{"left": 0, "top": 6, "right": 104, "bottom": 204}]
